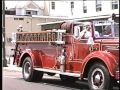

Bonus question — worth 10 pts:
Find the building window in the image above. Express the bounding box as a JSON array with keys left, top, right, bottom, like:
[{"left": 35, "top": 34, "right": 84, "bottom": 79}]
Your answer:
[
  {"left": 26, "top": 10, "right": 37, "bottom": 15},
  {"left": 83, "top": 6, "right": 87, "bottom": 13},
  {"left": 71, "top": 2, "right": 74, "bottom": 15},
  {"left": 19, "top": 18, "right": 24, "bottom": 20},
  {"left": 32, "top": 11, "right": 37, "bottom": 15},
  {"left": 51, "top": 2, "right": 55, "bottom": 10},
  {"left": 26, "top": 10, "right": 31, "bottom": 15},
  {"left": 96, "top": 0, "right": 102, "bottom": 12},
  {"left": 5, "top": 10, "right": 16, "bottom": 15},
  {"left": 71, "top": 2, "right": 74, "bottom": 8},
  {"left": 14, "top": 18, "right": 18, "bottom": 20},
  {"left": 83, "top": 0, "right": 87, "bottom": 13},
  {"left": 14, "top": 18, "right": 24, "bottom": 20},
  {"left": 112, "top": 0, "right": 118, "bottom": 9}
]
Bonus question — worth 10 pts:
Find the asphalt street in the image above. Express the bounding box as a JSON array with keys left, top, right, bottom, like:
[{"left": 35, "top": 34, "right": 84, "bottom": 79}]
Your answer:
[{"left": 3, "top": 70, "right": 119, "bottom": 90}]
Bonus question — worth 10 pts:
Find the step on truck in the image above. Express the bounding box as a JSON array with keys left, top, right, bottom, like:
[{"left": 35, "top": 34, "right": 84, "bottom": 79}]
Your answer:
[{"left": 11, "top": 20, "right": 119, "bottom": 90}]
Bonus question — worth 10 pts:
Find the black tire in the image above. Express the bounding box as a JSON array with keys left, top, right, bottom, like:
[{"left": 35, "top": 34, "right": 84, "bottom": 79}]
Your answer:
[
  {"left": 88, "top": 63, "right": 113, "bottom": 90},
  {"left": 60, "top": 74, "right": 78, "bottom": 83},
  {"left": 22, "top": 57, "right": 43, "bottom": 82}
]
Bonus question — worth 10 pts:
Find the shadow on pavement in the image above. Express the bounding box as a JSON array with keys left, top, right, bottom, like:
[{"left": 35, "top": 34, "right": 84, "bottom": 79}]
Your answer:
[{"left": 40, "top": 78, "right": 89, "bottom": 90}]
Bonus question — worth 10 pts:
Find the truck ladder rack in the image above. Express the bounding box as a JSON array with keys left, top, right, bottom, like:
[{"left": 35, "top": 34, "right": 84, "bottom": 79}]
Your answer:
[{"left": 13, "top": 29, "right": 66, "bottom": 44}]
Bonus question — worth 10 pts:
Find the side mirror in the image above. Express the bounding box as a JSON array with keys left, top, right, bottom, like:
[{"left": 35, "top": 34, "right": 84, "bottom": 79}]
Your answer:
[{"left": 87, "top": 37, "right": 94, "bottom": 45}]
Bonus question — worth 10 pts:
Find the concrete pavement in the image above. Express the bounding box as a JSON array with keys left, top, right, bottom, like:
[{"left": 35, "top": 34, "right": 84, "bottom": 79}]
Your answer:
[
  {"left": 3, "top": 64, "right": 22, "bottom": 72},
  {"left": 3, "top": 56, "right": 59, "bottom": 77},
  {"left": 3, "top": 56, "right": 22, "bottom": 72}
]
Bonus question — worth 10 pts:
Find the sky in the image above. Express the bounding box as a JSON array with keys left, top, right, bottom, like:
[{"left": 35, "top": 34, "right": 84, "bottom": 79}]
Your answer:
[{"left": 5, "top": 1, "right": 44, "bottom": 9}]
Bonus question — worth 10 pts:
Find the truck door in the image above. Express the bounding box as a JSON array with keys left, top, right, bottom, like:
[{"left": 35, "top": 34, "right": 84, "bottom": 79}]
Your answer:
[
  {"left": 70, "top": 38, "right": 90, "bottom": 73},
  {"left": 73, "top": 39, "right": 90, "bottom": 60},
  {"left": 65, "top": 25, "right": 90, "bottom": 73}
]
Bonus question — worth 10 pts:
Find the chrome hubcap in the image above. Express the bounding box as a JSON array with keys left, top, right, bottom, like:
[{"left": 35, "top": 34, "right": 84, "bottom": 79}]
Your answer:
[
  {"left": 91, "top": 68, "right": 104, "bottom": 89},
  {"left": 94, "top": 74, "right": 101, "bottom": 83},
  {"left": 24, "top": 62, "right": 31, "bottom": 78}
]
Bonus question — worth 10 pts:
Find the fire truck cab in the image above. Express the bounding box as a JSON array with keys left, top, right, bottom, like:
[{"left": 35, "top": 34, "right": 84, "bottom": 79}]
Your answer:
[{"left": 12, "top": 20, "right": 119, "bottom": 90}]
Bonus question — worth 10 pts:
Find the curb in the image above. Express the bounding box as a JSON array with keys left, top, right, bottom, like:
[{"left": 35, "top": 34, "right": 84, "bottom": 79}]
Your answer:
[
  {"left": 3, "top": 68, "right": 22, "bottom": 72},
  {"left": 4, "top": 57, "right": 22, "bottom": 72}
]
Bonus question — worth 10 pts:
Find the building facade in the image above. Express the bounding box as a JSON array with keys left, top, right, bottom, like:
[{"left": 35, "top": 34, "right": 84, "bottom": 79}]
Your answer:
[
  {"left": 4, "top": 0, "right": 119, "bottom": 56},
  {"left": 15, "top": 1, "right": 44, "bottom": 16},
  {"left": 45, "top": 0, "right": 119, "bottom": 21},
  {"left": 4, "top": 1, "right": 67, "bottom": 56}
]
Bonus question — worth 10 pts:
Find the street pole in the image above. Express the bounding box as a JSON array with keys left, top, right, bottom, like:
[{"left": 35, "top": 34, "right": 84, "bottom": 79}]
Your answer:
[
  {"left": 30, "top": 14, "right": 32, "bottom": 31},
  {"left": 2, "top": 0, "right": 7, "bottom": 67}
]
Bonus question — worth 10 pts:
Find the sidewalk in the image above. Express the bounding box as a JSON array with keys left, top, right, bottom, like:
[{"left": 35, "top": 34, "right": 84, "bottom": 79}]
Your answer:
[
  {"left": 3, "top": 56, "right": 22, "bottom": 72},
  {"left": 3, "top": 64, "right": 22, "bottom": 72},
  {"left": 3, "top": 56, "right": 59, "bottom": 77}
]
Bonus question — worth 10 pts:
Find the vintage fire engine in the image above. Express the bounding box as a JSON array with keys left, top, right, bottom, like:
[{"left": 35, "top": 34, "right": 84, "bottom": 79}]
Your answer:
[{"left": 11, "top": 19, "right": 119, "bottom": 90}]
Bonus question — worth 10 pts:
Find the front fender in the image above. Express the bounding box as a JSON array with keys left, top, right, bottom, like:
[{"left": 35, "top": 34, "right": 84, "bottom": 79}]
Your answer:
[
  {"left": 18, "top": 49, "right": 42, "bottom": 68},
  {"left": 82, "top": 51, "right": 117, "bottom": 77}
]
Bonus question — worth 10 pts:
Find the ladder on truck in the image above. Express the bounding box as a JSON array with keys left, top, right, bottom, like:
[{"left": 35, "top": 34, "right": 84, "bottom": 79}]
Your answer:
[{"left": 11, "top": 29, "right": 66, "bottom": 44}]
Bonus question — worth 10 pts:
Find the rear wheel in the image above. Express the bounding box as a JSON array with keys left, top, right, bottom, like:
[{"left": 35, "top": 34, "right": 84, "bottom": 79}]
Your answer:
[
  {"left": 88, "top": 63, "right": 113, "bottom": 90},
  {"left": 60, "top": 74, "right": 78, "bottom": 83},
  {"left": 22, "top": 57, "right": 43, "bottom": 82}
]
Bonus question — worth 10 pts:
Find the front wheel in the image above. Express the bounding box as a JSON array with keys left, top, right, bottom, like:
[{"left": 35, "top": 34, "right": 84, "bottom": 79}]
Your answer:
[
  {"left": 88, "top": 63, "right": 113, "bottom": 90},
  {"left": 22, "top": 57, "right": 43, "bottom": 82}
]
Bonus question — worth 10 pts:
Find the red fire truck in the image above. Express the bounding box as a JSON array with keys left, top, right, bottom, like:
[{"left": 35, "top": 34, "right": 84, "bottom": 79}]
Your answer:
[{"left": 11, "top": 20, "right": 119, "bottom": 90}]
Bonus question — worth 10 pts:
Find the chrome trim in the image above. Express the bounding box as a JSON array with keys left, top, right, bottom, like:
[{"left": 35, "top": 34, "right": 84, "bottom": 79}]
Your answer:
[
  {"left": 117, "top": 81, "right": 119, "bottom": 83},
  {"left": 34, "top": 68, "right": 80, "bottom": 77}
]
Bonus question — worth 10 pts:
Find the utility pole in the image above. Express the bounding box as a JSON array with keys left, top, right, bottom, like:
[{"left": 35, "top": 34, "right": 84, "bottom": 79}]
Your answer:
[
  {"left": 31, "top": 15, "right": 32, "bottom": 31},
  {"left": 2, "top": 0, "right": 7, "bottom": 67}
]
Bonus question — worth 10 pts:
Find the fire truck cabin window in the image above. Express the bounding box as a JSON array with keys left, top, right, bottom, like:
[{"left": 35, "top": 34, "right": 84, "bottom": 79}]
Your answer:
[
  {"left": 114, "top": 23, "right": 119, "bottom": 37},
  {"left": 95, "top": 23, "right": 119, "bottom": 38}
]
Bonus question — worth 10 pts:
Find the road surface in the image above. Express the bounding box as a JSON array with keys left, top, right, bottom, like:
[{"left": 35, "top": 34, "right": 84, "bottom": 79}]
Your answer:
[{"left": 3, "top": 70, "right": 119, "bottom": 90}]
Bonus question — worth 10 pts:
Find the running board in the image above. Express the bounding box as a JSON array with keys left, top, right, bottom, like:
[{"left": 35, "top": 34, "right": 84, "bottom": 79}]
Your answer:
[{"left": 34, "top": 68, "right": 81, "bottom": 77}]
